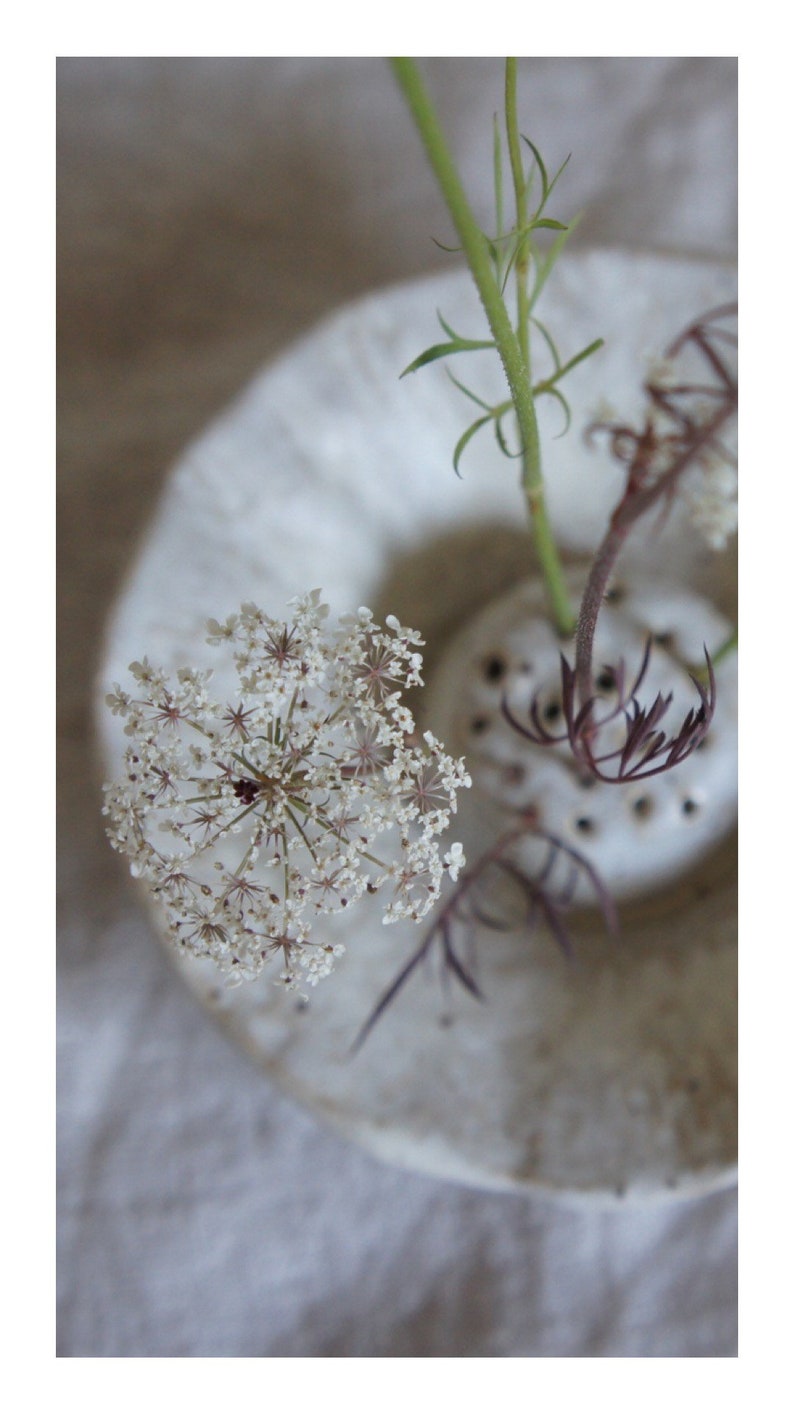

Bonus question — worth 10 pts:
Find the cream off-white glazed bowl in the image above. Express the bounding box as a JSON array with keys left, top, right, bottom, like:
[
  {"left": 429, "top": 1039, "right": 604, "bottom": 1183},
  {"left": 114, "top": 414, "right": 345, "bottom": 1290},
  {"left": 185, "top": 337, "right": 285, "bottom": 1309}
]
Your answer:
[{"left": 98, "top": 249, "right": 737, "bottom": 1204}]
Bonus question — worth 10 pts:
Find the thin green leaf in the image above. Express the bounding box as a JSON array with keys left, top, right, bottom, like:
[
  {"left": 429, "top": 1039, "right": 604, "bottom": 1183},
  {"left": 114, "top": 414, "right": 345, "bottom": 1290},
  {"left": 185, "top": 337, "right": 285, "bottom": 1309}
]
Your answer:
[
  {"left": 446, "top": 368, "right": 498, "bottom": 412},
  {"left": 436, "top": 310, "right": 459, "bottom": 339},
  {"left": 544, "top": 152, "right": 572, "bottom": 204},
  {"left": 499, "top": 225, "right": 536, "bottom": 295},
  {"left": 480, "top": 228, "right": 517, "bottom": 250},
  {"left": 533, "top": 337, "right": 604, "bottom": 394},
  {"left": 528, "top": 212, "right": 582, "bottom": 310},
  {"left": 557, "top": 336, "right": 604, "bottom": 380},
  {"left": 499, "top": 235, "right": 521, "bottom": 294},
  {"left": 530, "top": 316, "right": 563, "bottom": 374},
  {"left": 431, "top": 236, "right": 462, "bottom": 253},
  {"left": 437, "top": 310, "right": 490, "bottom": 344},
  {"left": 400, "top": 342, "right": 462, "bottom": 376},
  {"left": 400, "top": 336, "right": 495, "bottom": 377},
  {"left": 542, "top": 384, "right": 572, "bottom": 438},
  {"left": 521, "top": 134, "right": 549, "bottom": 203},
  {"left": 452, "top": 414, "right": 492, "bottom": 476},
  {"left": 522, "top": 142, "right": 571, "bottom": 220},
  {"left": 494, "top": 411, "right": 522, "bottom": 460},
  {"left": 498, "top": 214, "right": 564, "bottom": 294}
]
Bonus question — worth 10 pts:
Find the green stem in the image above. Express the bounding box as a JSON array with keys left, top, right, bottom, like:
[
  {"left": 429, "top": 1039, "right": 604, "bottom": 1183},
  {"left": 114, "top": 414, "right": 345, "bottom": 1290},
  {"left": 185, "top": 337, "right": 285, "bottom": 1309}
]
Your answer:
[
  {"left": 504, "top": 58, "right": 530, "bottom": 370},
  {"left": 390, "top": 57, "right": 575, "bottom": 637},
  {"left": 712, "top": 626, "right": 738, "bottom": 667}
]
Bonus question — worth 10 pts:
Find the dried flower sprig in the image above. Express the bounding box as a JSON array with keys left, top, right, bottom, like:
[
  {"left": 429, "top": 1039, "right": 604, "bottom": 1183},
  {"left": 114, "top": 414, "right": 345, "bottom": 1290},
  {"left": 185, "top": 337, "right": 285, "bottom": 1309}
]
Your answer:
[
  {"left": 503, "top": 304, "right": 736, "bottom": 782},
  {"left": 104, "top": 62, "right": 737, "bottom": 1038},
  {"left": 576, "top": 303, "right": 737, "bottom": 698},
  {"left": 103, "top": 592, "right": 470, "bottom": 988},
  {"left": 353, "top": 811, "right": 619, "bottom": 1050},
  {"left": 503, "top": 639, "right": 716, "bottom": 783}
]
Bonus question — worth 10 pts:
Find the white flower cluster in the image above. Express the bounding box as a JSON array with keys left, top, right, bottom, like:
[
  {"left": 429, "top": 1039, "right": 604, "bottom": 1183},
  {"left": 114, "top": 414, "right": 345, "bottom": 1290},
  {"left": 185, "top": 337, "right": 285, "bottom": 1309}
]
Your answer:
[
  {"left": 644, "top": 357, "right": 738, "bottom": 553},
  {"left": 103, "top": 592, "right": 470, "bottom": 989},
  {"left": 680, "top": 453, "right": 738, "bottom": 552}
]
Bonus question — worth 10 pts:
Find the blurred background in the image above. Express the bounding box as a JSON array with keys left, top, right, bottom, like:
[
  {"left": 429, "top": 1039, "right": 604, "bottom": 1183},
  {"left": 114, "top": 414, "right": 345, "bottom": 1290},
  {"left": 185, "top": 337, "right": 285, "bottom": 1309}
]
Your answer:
[{"left": 57, "top": 56, "right": 737, "bottom": 1357}]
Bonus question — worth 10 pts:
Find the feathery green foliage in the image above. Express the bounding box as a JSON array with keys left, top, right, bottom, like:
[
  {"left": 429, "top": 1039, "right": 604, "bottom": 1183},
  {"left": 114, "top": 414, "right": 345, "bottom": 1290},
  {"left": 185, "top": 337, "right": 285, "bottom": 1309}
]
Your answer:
[{"left": 392, "top": 58, "right": 603, "bottom": 636}]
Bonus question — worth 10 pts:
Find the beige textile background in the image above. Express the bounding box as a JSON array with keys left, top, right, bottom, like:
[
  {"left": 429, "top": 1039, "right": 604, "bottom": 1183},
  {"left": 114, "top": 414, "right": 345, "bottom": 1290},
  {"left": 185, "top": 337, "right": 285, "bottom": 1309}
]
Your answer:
[{"left": 58, "top": 57, "right": 738, "bottom": 1357}]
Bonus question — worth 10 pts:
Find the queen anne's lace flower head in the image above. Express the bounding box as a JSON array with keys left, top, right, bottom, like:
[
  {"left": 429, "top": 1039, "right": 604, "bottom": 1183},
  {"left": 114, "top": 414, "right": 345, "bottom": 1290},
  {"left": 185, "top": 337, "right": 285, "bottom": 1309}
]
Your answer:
[{"left": 104, "top": 592, "right": 470, "bottom": 989}]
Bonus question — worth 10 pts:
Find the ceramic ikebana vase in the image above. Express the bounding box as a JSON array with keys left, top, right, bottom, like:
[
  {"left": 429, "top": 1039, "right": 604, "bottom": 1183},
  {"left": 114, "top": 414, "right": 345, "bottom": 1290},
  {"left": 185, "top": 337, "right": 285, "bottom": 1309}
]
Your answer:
[{"left": 100, "top": 61, "right": 737, "bottom": 1203}]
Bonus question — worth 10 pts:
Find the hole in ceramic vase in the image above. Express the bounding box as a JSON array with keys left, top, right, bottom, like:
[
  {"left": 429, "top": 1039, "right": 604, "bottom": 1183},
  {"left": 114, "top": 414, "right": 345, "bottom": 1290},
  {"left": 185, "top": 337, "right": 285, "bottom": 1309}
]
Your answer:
[
  {"left": 422, "top": 567, "right": 736, "bottom": 921},
  {"left": 596, "top": 667, "right": 617, "bottom": 692},
  {"left": 501, "top": 763, "right": 527, "bottom": 787},
  {"left": 632, "top": 795, "right": 654, "bottom": 819},
  {"left": 605, "top": 583, "right": 626, "bottom": 603},
  {"left": 483, "top": 654, "right": 507, "bottom": 683},
  {"left": 653, "top": 630, "right": 675, "bottom": 649}
]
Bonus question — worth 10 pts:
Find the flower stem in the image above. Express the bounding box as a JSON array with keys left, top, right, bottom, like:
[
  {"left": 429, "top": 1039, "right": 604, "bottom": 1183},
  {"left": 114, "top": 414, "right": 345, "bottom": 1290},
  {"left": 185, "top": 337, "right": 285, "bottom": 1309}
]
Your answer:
[
  {"left": 575, "top": 399, "right": 736, "bottom": 705},
  {"left": 504, "top": 58, "right": 530, "bottom": 370},
  {"left": 390, "top": 57, "right": 575, "bottom": 637}
]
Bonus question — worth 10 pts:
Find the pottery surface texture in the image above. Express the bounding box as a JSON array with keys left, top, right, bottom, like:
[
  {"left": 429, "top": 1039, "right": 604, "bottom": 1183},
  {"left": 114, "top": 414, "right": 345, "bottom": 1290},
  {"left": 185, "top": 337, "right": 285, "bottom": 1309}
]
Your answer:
[{"left": 99, "top": 250, "right": 737, "bottom": 1203}]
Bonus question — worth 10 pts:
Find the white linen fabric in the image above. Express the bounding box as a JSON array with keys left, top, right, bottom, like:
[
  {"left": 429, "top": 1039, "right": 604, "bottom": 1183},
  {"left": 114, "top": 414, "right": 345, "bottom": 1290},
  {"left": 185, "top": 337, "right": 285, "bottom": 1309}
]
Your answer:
[{"left": 57, "top": 56, "right": 738, "bottom": 1358}]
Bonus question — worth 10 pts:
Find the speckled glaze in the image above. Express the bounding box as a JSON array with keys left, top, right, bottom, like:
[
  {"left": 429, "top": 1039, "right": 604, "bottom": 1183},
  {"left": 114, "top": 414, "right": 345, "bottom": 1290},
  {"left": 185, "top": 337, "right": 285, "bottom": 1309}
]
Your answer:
[{"left": 98, "top": 251, "right": 737, "bottom": 1202}]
